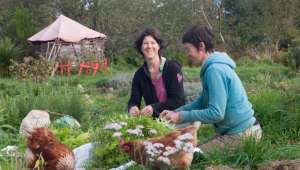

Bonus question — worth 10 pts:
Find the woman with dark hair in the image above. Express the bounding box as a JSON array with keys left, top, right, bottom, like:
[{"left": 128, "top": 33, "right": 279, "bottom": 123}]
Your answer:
[
  {"left": 160, "top": 26, "right": 262, "bottom": 153},
  {"left": 128, "top": 28, "right": 185, "bottom": 118}
]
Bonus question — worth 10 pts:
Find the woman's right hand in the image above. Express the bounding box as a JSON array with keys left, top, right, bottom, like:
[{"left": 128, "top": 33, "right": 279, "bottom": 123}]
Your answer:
[{"left": 129, "top": 106, "right": 140, "bottom": 117}]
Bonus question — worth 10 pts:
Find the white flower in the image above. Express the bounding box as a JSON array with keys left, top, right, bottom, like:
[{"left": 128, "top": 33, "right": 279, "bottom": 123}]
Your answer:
[
  {"left": 174, "top": 139, "right": 184, "bottom": 149},
  {"left": 77, "top": 84, "right": 85, "bottom": 93},
  {"left": 157, "top": 156, "right": 171, "bottom": 165},
  {"left": 163, "top": 146, "right": 178, "bottom": 156},
  {"left": 149, "top": 129, "right": 157, "bottom": 135},
  {"left": 119, "top": 122, "right": 127, "bottom": 126},
  {"left": 1, "top": 145, "right": 18, "bottom": 156},
  {"left": 153, "top": 149, "right": 163, "bottom": 155},
  {"left": 165, "top": 146, "right": 175, "bottom": 151},
  {"left": 144, "top": 142, "right": 163, "bottom": 158},
  {"left": 84, "top": 94, "right": 94, "bottom": 104},
  {"left": 149, "top": 158, "right": 155, "bottom": 162},
  {"left": 104, "top": 123, "right": 122, "bottom": 131},
  {"left": 182, "top": 143, "right": 194, "bottom": 153},
  {"left": 153, "top": 143, "right": 164, "bottom": 148},
  {"left": 136, "top": 125, "right": 144, "bottom": 129},
  {"left": 143, "top": 141, "right": 151, "bottom": 146},
  {"left": 112, "top": 132, "right": 122, "bottom": 138},
  {"left": 126, "top": 128, "right": 144, "bottom": 136},
  {"left": 177, "top": 133, "right": 193, "bottom": 141},
  {"left": 146, "top": 150, "right": 156, "bottom": 157}
]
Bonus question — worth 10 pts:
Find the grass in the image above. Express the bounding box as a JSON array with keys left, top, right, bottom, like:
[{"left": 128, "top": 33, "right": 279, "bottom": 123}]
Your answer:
[
  {"left": 182, "top": 67, "right": 201, "bottom": 81},
  {"left": 0, "top": 59, "right": 299, "bottom": 169}
]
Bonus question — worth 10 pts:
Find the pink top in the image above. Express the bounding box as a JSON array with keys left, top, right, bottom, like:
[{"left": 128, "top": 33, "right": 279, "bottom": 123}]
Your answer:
[{"left": 152, "top": 76, "right": 167, "bottom": 102}]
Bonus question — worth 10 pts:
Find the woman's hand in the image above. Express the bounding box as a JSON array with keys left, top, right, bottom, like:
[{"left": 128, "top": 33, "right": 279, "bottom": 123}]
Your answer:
[
  {"left": 160, "top": 110, "right": 181, "bottom": 124},
  {"left": 129, "top": 106, "right": 140, "bottom": 117},
  {"left": 141, "top": 105, "right": 153, "bottom": 117}
]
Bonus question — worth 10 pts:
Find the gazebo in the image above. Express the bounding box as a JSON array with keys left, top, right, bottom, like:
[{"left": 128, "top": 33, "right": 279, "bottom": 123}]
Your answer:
[{"left": 28, "top": 15, "right": 107, "bottom": 62}]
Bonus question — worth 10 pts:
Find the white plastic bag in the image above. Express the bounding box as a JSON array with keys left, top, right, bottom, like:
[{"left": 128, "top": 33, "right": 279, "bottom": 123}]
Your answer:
[{"left": 73, "top": 143, "right": 93, "bottom": 170}]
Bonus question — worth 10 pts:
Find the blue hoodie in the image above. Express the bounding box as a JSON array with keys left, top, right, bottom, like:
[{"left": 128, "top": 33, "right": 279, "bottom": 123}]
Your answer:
[{"left": 176, "top": 52, "right": 256, "bottom": 135}]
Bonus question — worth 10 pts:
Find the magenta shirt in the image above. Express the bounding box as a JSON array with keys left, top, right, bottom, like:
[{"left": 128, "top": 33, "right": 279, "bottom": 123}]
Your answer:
[{"left": 152, "top": 76, "right": 167, "bottom": 102}]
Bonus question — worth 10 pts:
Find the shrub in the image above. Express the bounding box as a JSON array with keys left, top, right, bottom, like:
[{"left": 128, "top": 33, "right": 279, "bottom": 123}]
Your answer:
[
  {"left": 112, "top": 48, "right": 142, "bottom": 68},
  {"left": 281, "top": 38, "right": 300, "bottom": 71},
  {"left": 9, "top": 56, "right": 51, "bottom": 82}
]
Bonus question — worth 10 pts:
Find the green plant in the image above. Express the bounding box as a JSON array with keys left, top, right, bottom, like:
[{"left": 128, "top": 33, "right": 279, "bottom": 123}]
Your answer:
[
  {"left": 0, "top": 37, "right": 21, "bottom": 76},
  {"left": 112, "top": 47, "right": 142, "bottom": 69},
  {"left": 195, "top": 138, "right": 269, "bottom": 169},
  {"left": 164, "top": 49, "right": 189, "bottom": 66},
  {"left": 95, "top": 77, "right": 110, "bottom": 88},
  {"left": 282, "top": 38, "right": 300, "bottom": 70},
  {"left": 51, "top": 126, "right": 91, "bottom": 149},
  {"left": 64, "top": 94, "right": 86, "bottom": 122}
]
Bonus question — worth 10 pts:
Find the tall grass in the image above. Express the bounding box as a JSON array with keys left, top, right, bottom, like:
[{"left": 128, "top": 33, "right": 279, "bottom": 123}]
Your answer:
[{"left": 0, "top": 79, "right": 88, "bottom": 128}]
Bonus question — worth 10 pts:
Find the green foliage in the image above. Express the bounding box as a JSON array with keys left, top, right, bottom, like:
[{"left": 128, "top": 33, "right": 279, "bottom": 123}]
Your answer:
[
  {"left": 112, "top": 48, "right": 142, "bottom": 68},
  {"left": 90, "top": 115, "right": 172, "bottom": 169},
  {"left": 95, "top": 77, "right": 110, "bottom": 88},
  {"left": 246, "top": 78, "right": 300, "bottom": 144},
  {"left": 0, "top": 37, "right": 21, "bottom": 76},
  {"left": 224, "top": 0, "right": 299, "bottom": 52},
  {"left": 282, "top": 38, "right": 300, "bottom": 70},
  {"left": 9, "top": 56, "right": 51, "bottom": 82},
  {"left": 51, "top": 126, "right": 91, "bottom": 149},
  {"left": 164, "top": 49, "right": 189, "bottom": 66},
  {"left": 220, "top": 138, "right": 270, "bottom": 168},
  {"left": 236, "top": 59, "right": 292, "bottom": 84},
  {"left": 4, "top": 7, "right": 36, "bottom": 51}
]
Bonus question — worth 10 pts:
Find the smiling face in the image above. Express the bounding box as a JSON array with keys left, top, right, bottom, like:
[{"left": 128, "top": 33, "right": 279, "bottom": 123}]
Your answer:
[
  {"left": 183, "top": 42, "right": 207, "bottom": 65},
  {"left": 141, "top": 36, "right": 160, "bottom": 60}
]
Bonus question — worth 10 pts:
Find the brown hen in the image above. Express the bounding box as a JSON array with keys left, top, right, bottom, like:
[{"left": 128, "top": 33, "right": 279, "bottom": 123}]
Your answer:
[{"left": 25, "top": 128, "right": 75, "bottom": 170}]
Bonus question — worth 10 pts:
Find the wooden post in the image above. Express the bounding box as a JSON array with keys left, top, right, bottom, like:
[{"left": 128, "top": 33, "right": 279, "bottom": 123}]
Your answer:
[
  {"left": 53, "top": 41, "right": 62, "bottom": 61},
  {"left": 48, "top": 41, "right": 56, "bottom": 61},
  {"left": 45, "top": 42, "right": 50, "bottom": 59}
]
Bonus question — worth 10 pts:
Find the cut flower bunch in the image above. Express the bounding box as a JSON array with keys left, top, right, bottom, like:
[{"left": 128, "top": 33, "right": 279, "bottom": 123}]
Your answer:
[{"left": 90, "top": 115, "right": 173, "bottom": 169}]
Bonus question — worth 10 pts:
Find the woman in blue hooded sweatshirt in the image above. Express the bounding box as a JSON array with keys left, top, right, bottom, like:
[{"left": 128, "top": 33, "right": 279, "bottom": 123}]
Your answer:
[{"left": 160, "top": 26, "right": 262, "bottom": 153}]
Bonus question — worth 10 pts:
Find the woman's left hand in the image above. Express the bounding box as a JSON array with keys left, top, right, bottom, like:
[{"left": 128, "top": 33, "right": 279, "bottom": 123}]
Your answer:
[{"left": 141, "top": 105, "right": 153, "bottom": 116}]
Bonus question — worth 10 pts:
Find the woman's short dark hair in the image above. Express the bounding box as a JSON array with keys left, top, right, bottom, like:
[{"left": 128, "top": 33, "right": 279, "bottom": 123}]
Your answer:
[
  {"left": 134, "top": 28, "right": 167, "bottom": 56},
  {"left": 182, "top": 26, "right": 214, "bottom": 52}
]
